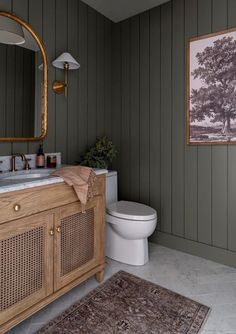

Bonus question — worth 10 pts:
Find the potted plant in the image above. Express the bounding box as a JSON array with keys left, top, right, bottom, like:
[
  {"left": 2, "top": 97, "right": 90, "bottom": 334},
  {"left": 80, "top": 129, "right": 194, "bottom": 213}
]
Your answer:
[{"left": 78, "top": 136, "right": 117, "bottom": 169}]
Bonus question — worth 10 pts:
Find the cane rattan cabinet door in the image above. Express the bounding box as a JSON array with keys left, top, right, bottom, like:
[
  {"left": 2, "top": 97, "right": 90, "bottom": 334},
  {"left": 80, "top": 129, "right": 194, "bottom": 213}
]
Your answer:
[
  {"left": 54, "top": 197, "right": 104, "bottom": 291},
  {"left": 0, "top": 212, "right": 54, "bottom": 326}
]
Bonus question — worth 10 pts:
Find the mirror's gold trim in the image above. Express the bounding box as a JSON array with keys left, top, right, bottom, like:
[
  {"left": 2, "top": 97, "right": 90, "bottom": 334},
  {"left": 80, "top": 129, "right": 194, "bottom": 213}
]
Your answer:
[{"left": 0, "top": 11, "right": 48, "bottom": 142}]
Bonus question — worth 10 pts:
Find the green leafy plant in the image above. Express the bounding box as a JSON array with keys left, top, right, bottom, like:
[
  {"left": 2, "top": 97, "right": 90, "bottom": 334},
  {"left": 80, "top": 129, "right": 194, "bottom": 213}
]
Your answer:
[{"left": 78, "top": 136, "right": 117, "bottom": 169}]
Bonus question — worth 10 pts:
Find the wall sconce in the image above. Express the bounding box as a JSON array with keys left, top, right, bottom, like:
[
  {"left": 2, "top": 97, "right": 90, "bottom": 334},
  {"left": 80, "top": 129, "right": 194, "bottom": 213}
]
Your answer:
[
  {"left": 0, "top": 16, "right": 25, "bottom": 45},
  {"left": 52, "top": 52, "right": 80, "bottom": 97}
]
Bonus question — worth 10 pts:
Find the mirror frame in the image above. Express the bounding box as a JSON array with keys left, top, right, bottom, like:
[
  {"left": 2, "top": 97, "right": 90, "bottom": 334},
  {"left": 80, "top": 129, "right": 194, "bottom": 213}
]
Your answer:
[{"left": 0, "top": 11, "right": 48, "bottom": 142}]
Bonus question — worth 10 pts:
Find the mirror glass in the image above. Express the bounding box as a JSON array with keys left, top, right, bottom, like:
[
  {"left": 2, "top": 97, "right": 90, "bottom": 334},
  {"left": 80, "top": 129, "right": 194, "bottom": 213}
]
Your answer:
[{"left": 0, "top": 13, "right": 47, "bottom": 141}]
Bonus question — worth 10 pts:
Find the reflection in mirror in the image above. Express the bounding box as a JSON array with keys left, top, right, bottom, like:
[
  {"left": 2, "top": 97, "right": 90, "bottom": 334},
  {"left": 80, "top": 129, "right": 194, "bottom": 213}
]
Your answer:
[{"left": 0, "top": 13, "right": 47, "bottom": 141}]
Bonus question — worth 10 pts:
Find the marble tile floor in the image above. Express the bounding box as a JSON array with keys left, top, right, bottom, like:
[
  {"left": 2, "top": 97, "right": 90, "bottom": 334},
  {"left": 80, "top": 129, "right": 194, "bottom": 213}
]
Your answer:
[{"left": 8, "top": 243, "right": 236, "bottom": 334}]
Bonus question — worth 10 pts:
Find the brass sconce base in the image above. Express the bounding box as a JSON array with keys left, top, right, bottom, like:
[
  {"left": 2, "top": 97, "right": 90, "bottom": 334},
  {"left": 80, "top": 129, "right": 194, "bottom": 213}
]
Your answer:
[
  {"left": 52, "top": 80, "right": 66, "bottom": 95},
  {"left": 52, "top": 54, "right": 79, "bottom": 97}
]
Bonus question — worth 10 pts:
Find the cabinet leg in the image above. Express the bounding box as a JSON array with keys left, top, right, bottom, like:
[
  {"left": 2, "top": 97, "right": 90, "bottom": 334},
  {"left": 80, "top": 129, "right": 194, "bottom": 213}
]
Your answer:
[{"left": 96, "top": 270, "right": 104, "bottom": 283}]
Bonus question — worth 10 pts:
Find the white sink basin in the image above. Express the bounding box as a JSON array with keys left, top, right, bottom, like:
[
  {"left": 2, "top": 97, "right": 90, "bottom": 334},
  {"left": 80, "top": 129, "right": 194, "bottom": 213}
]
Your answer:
[
  {"left": 4, "top": 172, "right": 51, "bottom": 180},
  {"left": 1, "top": 169, "right": 56, "bottom": 181}
]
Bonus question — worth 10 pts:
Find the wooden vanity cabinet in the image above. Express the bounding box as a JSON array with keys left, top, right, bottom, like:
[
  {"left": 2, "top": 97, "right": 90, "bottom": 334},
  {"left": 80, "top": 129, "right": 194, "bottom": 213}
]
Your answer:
[
  {"left": 54, "top": 196, "right": 104, "bottom": 291},
  {"left": 0, "top": 175, "right": 106, "bottom": 333},
  {"left": 0, "top": 212, "right": 54, "bottom": 327}
]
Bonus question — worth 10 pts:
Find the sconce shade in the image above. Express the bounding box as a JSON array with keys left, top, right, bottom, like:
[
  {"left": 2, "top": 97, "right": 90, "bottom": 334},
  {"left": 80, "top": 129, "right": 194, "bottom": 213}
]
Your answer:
[
  {"left": 52, "top": 52, "right": 80, "bottom": 70},
  {"left": 52, "top": 52, "right": 80, "bottom": 96},
  {"left": 0, "top": 16, "right": 25, "bottom": 45}
]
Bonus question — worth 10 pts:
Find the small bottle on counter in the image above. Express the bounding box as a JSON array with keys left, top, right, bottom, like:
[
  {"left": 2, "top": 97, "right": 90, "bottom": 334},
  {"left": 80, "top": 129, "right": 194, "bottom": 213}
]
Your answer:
[
  {"left": 36, "top": 144, "right": 45, "bottom": 168},
  {"left": 47, "top": 155, "right": 57, "bottom": 168}
]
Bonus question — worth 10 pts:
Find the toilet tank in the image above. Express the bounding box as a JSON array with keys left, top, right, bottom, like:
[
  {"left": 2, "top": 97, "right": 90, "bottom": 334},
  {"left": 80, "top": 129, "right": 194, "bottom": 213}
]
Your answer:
[{"left": 105, "top": 171, "right": 118, "bottom": 205}]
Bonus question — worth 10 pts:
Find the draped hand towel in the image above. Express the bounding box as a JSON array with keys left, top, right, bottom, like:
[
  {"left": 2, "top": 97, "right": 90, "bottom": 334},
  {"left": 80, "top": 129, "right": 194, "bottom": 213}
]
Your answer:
[{"left": 52, "top": 166, "right": 97, "bottom": 212}]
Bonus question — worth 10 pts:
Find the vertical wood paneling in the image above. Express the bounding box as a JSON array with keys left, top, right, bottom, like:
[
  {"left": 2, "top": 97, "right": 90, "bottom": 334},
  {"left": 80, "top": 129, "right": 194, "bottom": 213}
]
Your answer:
[
  {"left": 111, "top": 23, "right": 121, "bottom": 180},
  {"left": 198, "top": 147, "right": 212, "bottom": 244},
  {"left": 184, "top": 0, "right": 198, "bottom": 241},
  {"left": 55, "top": 0, "right": 68, "bottom": 162},
  {"left": 6, "top": 47, "right": 15, "bottom": 138},
  {"left": 0, "top": 0, "right": 9, "bottom": 156},
  {"left": 67, "top": 0, "right": 78, "bottom": 163},
  {"left": 228, "top": 0, "right": 236, "bottom": 28},
  {"left": 14, "top": 47, "right": 24, "bottom": 137},
  {"left": 12, "top": 0, "right": 28, "bottom": 155},
  {"left": 212, "top": 0, "right": 228, "bottom": 29},
  {"left": 28, "top": 0, "right": 43, "bottom": 154},
  {"left": 211, "top": 0, "right": 228, "bottom": 249},
  {"left": 23, "top": 50, "right": 35, "bottom": 137},
  {"left": 212, "top": 147, "right": 228, "bottom": 248},
  {"left": 160, "top": 2, "right": 172, "bottom": 234},
  {"left": 96, "top": 15, "right": 105, "bottom": 138},
  {"left": 0, "top": 44, "right": 6, "bottom": 137},
  {"left": 0, "top": 0, "right": 11, "bottom": 11},
  {"left": 150, "top": 7, "right": 161, "bottom": 226},
  {"left": 78, "top": 1, "right": 88, "bottom": 155},
  {"left": 109, "top": 0, "right": 236, "bottom": 260},
  {"left": 43, "top": 0, "right": 56, "bottom": 154},
  {"left": 28, "top": 0, "right": 43, "bottom": 153},
  {"left": 0, "top": 0, "right": 12, "bottom": 155},
  {"left": 120, "top": 20, "right": 130, "bottom": 199},
  {"left": 171, "top": 0, "right": 185, "bottom": 237},
  {"left": 227, "top": 0, "right": 236, "bottom": 252},
  {"left": 0, "top": 46, "right": 34, "bottom": 138},
  {"left": 228, "top": 148, "right": 236, "bottom": 252},
  {"left": 104, "top": 19, "right": 112, "bottom": 139},
  {"left": 139, "top": 12, "right": 150, "bottom": 205},
  {"left": 87, "top": 7, "right": 97, "bottom": 146},
  {"left": 0, "top": 0, "right": 112, "bottom": 168},
  {"left": 113, "top": 0, "right": 236, "bottom": 259},
  {"left": 197, "top": 0, "right": 212, "bottom": 245},
  {"left": 129, "top": 16, "right": 140, "bottom": 202}
]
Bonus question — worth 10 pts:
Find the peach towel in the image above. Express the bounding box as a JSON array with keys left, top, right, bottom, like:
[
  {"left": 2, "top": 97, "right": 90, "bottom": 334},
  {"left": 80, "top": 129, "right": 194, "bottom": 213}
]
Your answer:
[{"left": 52, "top": 166, "right": 97, "bottom": 212}]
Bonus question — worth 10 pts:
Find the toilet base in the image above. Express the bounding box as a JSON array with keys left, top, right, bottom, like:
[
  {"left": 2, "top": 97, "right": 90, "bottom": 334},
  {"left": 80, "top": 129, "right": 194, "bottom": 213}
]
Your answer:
[{"left": 106, "top": 224, "right": 149, "bottom": 266}]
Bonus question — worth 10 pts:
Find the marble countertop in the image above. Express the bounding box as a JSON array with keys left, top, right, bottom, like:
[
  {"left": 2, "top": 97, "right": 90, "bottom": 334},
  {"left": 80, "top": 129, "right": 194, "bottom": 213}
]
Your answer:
[{"left": 0, "top": 167, "right": 108, "bottom": 194}]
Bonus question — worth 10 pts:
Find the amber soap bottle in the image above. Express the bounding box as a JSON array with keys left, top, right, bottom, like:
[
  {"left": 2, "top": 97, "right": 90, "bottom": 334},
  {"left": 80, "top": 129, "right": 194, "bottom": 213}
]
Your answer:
[{"left": 36, "top": 144, "right": 45, "bottom": 168}]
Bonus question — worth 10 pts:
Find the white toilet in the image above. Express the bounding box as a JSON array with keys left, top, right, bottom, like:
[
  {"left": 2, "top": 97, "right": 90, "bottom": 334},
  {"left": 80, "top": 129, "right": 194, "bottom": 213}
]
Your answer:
[{"left": 105, "top": 171, "right": 157, "bottom": 266}]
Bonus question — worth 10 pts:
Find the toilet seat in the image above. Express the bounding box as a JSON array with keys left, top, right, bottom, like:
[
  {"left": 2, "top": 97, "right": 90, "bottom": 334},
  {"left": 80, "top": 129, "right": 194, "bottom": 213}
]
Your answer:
[{"left": 106, "top": 200, "right": 157, "bottom": 221}]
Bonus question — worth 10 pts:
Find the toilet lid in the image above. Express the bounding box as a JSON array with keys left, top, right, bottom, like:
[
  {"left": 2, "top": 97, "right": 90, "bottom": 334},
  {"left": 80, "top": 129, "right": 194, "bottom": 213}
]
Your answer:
[{"left": 106, "top": 201, "right": 157, "bottom": 221}]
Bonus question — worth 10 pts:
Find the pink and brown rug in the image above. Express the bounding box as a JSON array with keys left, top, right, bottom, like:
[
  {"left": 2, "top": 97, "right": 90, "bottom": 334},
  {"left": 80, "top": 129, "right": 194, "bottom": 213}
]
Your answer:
[{"left": 37, "top": 271, "right": 210, "bottom": 333}]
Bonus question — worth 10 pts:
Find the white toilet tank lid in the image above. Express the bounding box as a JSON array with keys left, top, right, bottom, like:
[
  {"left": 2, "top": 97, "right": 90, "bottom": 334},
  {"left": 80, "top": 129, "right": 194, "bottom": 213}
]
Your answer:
[{"left": 106, "top": 201, "right": 157, "bottom": 221}]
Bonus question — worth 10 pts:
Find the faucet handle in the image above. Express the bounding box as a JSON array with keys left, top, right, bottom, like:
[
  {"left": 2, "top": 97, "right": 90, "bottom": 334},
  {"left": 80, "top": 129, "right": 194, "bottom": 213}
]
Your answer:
[
  {"left": 25, "top": 158, "right": 31, "bottom": 170},
  {"left": 10, "top": 155, "right": 17, "bottom": 172}
]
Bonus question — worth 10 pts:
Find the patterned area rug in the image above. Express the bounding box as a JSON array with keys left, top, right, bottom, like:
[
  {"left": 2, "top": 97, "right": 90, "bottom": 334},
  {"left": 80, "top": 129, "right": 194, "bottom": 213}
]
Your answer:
[{"left": 37, "top": 271, "right": 210, "bottom": 334}]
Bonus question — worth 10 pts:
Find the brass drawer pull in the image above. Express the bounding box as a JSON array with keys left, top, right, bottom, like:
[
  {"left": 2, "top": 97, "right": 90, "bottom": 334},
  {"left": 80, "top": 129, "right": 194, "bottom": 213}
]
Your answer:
[
  {"left": 56, "top": 226, "right": 61, "bottom": 233},
  {"left": 13, "top": 204, "right": 21, "bottom": 212},
  {"left": 49, "top": 229, "right": 54, "bottom": 236}
]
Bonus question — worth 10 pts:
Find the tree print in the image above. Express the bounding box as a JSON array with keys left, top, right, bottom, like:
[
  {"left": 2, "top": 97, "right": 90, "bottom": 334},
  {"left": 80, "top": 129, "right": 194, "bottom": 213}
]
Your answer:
[{"left": 190, "top": 36, "right": 236, "bottom": 136}]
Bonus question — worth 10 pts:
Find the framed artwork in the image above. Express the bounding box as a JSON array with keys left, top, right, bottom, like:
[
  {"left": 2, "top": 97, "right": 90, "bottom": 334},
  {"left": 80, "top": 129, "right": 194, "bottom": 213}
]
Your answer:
[{"left": 187, "top": 28, "right": 236, "bottom": 144}]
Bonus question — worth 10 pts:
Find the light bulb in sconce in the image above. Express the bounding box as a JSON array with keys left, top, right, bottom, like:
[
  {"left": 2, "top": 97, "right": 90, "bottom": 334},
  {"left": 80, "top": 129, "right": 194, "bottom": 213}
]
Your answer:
[{"left": 52, "top": 52, "right": 80, "bottom": 97}]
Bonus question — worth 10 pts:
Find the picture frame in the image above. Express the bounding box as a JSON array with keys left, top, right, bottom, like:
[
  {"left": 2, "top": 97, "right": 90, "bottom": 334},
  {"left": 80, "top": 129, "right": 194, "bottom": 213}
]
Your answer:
[{"left": 187, "top": 27, "right": 236, "bottom": 145}]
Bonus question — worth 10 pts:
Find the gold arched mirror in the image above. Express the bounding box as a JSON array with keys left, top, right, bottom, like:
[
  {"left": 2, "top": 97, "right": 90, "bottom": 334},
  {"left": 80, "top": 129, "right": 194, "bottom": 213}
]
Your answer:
[{"left": 0, "top": 11, "right": 48, "bottom": 142}]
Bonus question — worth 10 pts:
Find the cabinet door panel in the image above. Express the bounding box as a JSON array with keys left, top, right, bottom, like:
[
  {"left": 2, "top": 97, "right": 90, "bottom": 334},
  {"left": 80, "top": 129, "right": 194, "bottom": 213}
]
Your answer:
[
  {"left": 54, "top": 197, "right": 104, "bottom": 291},
  {"left": 0, "top": 213, "right": 54, "bottom": 325}
]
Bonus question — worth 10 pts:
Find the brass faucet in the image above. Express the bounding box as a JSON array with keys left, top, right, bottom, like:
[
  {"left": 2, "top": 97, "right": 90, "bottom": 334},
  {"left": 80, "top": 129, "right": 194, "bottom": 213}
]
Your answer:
[{"left": 11, "top": 154, "right": 31, "bottom": 172}]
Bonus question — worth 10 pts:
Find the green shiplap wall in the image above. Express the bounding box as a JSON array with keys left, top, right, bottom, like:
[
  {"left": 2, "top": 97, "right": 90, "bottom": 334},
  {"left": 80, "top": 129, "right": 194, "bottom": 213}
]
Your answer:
[
  {"left": 0, "top": 0, "right": 112, "bottom": 164},
  {"left": 0, "top": 45, "right": 35, "bottom": 137},
  {"left": 111, "top": 0, "right": 236, "bottom": 267}
]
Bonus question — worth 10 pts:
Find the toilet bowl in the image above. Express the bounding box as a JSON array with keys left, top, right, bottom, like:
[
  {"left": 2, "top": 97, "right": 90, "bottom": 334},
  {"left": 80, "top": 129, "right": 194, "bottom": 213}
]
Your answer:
[{"left": 105, "top": 172, "right": 157, "bottom": 266}]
